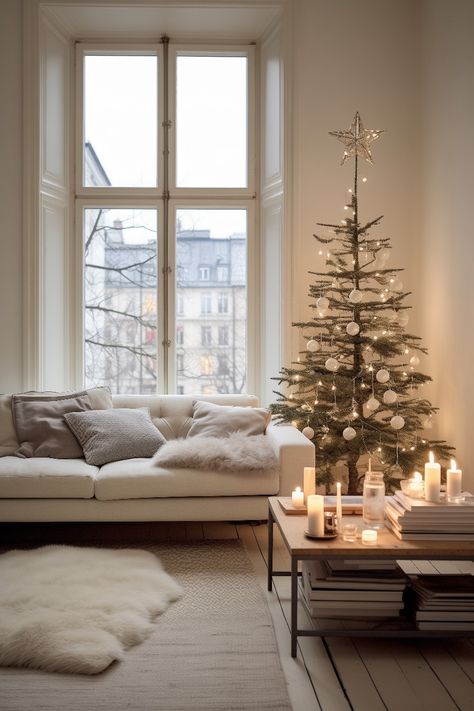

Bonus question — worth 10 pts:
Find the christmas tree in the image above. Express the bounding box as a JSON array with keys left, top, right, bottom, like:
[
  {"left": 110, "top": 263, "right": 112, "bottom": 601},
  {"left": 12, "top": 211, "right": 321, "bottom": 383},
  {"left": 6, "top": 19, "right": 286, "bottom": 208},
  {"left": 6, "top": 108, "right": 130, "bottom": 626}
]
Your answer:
[{"left": 271, "top": 112, "right": 453, "bottom": 495}]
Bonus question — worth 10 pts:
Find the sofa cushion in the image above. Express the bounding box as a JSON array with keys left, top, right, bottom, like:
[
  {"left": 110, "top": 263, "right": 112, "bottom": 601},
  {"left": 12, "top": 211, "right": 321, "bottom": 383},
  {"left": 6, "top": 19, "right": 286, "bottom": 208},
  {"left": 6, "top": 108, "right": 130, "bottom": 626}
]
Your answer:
[
  {"left": 12, "top": 392, "right": 93, "bottom": 459},
  {"left": 187, "top": 401, "right": 271, "bottom": 439},
  {"left": 65, "top": 408, "right": 166, "bottom": 466},
  {"left": 0, "top": 457, "right": 98, "bottom": 498},
  {"left": 94, "top": 458, "right": 279, "bottom": 501}
]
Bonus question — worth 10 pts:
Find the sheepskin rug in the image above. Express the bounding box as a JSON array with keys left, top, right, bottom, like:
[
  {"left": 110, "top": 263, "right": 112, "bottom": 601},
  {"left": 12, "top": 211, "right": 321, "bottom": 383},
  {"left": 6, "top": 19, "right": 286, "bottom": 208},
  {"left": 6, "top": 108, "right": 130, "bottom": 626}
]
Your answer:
[
  {"left": 0, "top": 546, "right": 182, "bottom": 675},
  {"left": 153, "top": 432, "right": 278, "bottom": 471}
]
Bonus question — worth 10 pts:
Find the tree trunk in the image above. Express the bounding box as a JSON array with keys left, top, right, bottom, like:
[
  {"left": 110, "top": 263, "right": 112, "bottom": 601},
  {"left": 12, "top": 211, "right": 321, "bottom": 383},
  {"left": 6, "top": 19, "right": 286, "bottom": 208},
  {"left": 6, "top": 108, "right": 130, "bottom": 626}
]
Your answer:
[{"left": 347, "top": 452, "right": 360, "bottom": 494}]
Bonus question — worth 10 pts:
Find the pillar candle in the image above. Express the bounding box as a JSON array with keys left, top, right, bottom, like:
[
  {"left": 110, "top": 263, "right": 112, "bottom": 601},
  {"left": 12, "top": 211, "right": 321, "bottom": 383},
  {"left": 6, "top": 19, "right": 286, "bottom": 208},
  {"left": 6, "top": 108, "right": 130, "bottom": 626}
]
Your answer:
[
  {"left": 447, "top": 459, "right": 462, "bottom": 502},
  {"left": 292, "top": 486, "right": 305, "bottom": 509},
  {"left": 336, "top": 482, "right": 342, "bottom": 529},
  {"left": 303, "top": 467, "right": 316, "bottom": 503},
  {"left": 307, "top": 494, "right": 324, "bottom": 537},
  {"left": 424, "top": 451, "right": 441, "bottom": 503}
]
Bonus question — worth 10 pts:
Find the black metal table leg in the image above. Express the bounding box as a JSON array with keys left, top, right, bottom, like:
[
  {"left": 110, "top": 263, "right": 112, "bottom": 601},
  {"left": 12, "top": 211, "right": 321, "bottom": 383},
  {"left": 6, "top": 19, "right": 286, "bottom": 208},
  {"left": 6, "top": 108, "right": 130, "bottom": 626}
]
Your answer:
[
  {"left": 291, "top": 556, "right": 298, "bottom": 657},
  {"left": 267, "top": 506, "right": 274, "bottom": 592}
]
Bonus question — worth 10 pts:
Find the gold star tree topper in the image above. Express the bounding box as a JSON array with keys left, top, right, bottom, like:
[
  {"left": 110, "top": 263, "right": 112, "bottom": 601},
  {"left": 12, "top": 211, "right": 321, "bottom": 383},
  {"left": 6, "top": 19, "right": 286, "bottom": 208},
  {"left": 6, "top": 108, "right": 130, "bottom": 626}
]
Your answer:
[{"left": 329, "top": 112, "right": 384, "bottom": 165}]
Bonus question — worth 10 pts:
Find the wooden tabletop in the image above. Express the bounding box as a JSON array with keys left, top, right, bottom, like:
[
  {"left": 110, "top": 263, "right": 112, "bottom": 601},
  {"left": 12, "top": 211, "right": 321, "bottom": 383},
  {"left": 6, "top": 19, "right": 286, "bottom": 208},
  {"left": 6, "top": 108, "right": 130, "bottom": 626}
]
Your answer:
[{"left": 269, "top": 497, "right": 474, "bottom": 559}]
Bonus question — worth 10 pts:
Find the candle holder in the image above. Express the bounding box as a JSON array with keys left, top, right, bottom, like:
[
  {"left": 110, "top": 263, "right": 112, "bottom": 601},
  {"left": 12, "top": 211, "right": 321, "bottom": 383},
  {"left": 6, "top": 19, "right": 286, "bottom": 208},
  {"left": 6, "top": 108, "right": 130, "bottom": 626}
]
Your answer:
[{"left": 400, "top": 477, "right": 424, "bottom": 499}]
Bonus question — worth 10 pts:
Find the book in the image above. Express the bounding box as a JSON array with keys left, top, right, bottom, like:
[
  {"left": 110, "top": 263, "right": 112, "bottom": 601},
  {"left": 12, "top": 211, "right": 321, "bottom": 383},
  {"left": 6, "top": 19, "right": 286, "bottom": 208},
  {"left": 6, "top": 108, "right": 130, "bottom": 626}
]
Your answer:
[
  {"left": 393, "top": 491, "right": 474, "bottom": 512},
  {"left": 417, "top": 621, "right": 474, "bottom": 630},
  {"left": 307, "top": 589, "right": 403, "bottom": 602},
  {"left": 415, "top": 611, "right": 474, "bottom": 621},
  {"left": 385, "top": 505, "right": 474, "bottom": 532},
  {"left": 305, "top": 560, "right": 407, "bottom": 590},
  {"left": 277, "top": 495, "right": 363, "bottom": 515},
  {"left": 385, "top": 520, "right": 474, "bottom": 541}
]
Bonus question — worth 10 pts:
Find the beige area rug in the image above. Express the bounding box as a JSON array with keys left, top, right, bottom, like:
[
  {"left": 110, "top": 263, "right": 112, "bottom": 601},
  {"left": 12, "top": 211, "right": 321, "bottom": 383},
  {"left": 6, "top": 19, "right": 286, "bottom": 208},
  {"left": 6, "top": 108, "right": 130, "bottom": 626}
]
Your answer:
[{"left": 0, "top": 541, "right": 292, "bottom": 711}]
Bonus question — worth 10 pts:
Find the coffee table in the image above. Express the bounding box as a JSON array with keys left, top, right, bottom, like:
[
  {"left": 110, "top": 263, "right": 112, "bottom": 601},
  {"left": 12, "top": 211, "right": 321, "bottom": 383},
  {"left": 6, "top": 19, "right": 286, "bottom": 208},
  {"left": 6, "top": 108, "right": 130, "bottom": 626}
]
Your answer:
[{"left": 267, "top": 496, "right": 474, "bottom": 657}]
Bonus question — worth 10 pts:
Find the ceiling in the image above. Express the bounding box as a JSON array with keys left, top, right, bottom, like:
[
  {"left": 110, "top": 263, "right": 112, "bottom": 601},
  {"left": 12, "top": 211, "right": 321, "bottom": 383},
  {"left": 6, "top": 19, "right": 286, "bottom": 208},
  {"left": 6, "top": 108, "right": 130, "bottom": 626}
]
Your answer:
[{"left": 44, "top": 2, "right": 284, "bottom": 41}]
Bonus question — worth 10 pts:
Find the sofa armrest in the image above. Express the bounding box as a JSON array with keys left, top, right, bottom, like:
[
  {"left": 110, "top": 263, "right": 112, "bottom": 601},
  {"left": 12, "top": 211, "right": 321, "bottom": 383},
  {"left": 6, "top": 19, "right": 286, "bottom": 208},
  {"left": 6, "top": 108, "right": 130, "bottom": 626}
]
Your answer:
[{"left": 265, "top": 421, "right": 315, "bottom": 496}]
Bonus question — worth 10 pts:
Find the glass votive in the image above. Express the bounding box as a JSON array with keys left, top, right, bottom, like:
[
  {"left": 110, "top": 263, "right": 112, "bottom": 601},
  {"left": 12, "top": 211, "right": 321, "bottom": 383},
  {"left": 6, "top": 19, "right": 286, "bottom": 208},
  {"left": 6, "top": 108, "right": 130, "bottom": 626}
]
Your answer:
[
  {"left": 342, "top": 523, "right": 358, "bottom": 542},
  {"left": 361, "top": 529, "right": 378, "bottom": 546}
]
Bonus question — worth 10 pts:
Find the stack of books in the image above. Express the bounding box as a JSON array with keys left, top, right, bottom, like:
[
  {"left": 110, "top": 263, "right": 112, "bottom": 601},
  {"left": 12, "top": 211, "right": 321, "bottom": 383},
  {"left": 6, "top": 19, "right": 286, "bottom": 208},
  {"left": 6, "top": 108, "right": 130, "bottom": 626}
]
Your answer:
[
  {"left": 301, "top": 559, "right": 409, "bottom": 619},
  {"left": 385, "top": 491, "right": 474, "bottom": 541},
  {"left": 406, "top": 575, "right": 474, "bottom": 630}
]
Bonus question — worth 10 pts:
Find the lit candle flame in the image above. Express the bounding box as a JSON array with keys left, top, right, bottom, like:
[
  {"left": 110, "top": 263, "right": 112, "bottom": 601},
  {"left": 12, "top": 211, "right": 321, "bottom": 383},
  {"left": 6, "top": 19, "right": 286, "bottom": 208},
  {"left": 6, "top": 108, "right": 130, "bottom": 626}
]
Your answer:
[
  {"left": 296, "top": 486, "right": 301, "bottom": 493},
  {"left": 413, "top": 471, "right": 422, "bottom": 482},
  {"left": 450, "top": 459, "right": 456, "bottom": 470},
  {"left": 429, "top": 451, "right": 435, "bottom": 464}
]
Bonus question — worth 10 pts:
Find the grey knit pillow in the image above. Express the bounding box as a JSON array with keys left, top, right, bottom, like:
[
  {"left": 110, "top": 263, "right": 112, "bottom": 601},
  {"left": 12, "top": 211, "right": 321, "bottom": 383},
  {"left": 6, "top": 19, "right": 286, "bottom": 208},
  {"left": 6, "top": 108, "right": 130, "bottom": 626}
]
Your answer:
[{"left": 65, "top": 408, "right": 166, "bottom": 466}]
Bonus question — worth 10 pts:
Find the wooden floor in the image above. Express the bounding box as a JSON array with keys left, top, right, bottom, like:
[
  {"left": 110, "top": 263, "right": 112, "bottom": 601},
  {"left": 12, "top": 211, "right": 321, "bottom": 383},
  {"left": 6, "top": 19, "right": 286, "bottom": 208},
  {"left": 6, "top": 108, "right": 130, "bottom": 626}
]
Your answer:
[{"left": 2, "top": 521, "right": 473, "bottom": 711}]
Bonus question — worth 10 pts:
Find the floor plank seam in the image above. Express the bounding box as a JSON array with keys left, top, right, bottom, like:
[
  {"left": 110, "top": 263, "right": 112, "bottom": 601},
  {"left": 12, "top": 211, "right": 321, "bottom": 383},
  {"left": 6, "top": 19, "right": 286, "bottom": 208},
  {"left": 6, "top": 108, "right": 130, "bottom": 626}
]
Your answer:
[{"left": 417, "top": 643, "right": 463, "bottom": 711}]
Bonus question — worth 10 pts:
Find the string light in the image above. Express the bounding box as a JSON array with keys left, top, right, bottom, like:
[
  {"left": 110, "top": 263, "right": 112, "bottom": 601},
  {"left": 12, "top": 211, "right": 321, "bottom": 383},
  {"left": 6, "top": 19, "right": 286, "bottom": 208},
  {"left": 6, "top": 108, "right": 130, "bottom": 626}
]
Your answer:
[{"left": 362, "top": 177, "right": 367, "bottom": 183}]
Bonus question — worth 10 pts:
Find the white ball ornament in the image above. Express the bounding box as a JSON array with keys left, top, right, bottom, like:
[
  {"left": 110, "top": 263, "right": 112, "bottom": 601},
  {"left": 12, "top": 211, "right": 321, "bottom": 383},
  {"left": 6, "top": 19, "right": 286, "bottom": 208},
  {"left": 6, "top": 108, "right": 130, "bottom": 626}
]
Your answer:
[
  {"left": 346, "top": 321, "right": 360, "bottom": 336},
  {"left": 316, "top": 296, "right": 329, "bottom": 310},
  {"left": 366, "top": 396, "right": 380, "bottom": 411},
  {"left": 343, "top": 426, "right": 357, "bottom": 441},
  {"left": 390, "top": 415, "right": 405, "bottom": 430},
  {"left": 376, "top": 368, "right": 390, "bottom": 384},
  {"left": 398, "top": 312, "right": 409, "bottom": 327},
  {"left": 302, "top": 426, "right": 315, "bottom": 440},
  {"left": 349, "top": 289, "right": 363, "bottom": 304},
  {"left": 383, "top": 389, "right": 398, "bottom": 405},
  {"left": 388, "top": 311, "right": 398, "bottom": 323},
  {"left": 409, "top": 355, "right": 420, "bottom": 367},
  {"left": 325, "top": 357, "right": 340, "bottom": 372},
  {"left": 316, "top": 308, "right": 328, "bottom": 319},
  {"left": 392, "top": 279, "right": 404, "bottom": 292},
  {"left": 306, "top": 339, "right": 320, "bottom": 352}
]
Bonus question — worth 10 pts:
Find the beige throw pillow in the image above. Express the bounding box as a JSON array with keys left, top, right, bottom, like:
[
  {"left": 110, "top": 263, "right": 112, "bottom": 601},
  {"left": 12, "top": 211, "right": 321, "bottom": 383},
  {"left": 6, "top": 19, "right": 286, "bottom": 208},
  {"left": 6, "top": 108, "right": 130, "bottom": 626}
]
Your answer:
[
  {"left": 186, "top": 400, "right": 271, "bottom": 439},
  {"left": 12, "top": 392, "right": 93, "bottom": 458},
  {"left": 0, "top": 387, "right": 113, "bottom": 458},
  {"left": 65, "top": 408, "right": 166, "bottom": 466}
]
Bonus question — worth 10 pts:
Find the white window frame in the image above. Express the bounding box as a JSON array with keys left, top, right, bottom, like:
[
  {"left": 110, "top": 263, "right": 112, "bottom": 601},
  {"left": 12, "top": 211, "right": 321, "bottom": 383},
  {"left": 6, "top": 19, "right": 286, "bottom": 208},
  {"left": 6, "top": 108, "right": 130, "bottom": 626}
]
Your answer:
[
  {"left": 168, "top": 44, "right": 256, "bottom": 198},
  {"left": 74, "top": 41, "right": 257, "bottom": 394},
  {"left": 75, "top": 43, "right": 164, "bottom": 198}
]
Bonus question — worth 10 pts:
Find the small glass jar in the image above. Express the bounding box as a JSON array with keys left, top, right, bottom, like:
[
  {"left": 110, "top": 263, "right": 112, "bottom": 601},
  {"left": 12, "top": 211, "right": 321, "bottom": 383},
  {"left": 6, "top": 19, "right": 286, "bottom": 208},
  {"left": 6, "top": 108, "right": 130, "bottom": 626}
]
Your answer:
[{"left": 362, "top": 471, "right": 385, "bottom": 529}]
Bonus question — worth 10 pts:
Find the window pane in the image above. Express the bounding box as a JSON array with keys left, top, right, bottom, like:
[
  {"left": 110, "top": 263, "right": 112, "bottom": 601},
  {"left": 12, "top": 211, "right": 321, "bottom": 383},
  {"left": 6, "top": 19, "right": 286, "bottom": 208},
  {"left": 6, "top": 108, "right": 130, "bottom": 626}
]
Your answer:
[
  {"left": 176, "top": 209, "right": 247, "bottom": 394},
  {"left": 84, "top": 208, "right": 158, "bottom": 394},
  {"left": 176, "top": 55, "right": 247, "bottom": 188},
  {"left": 84, "top": 55, "right": 157, "bottom": 187}
]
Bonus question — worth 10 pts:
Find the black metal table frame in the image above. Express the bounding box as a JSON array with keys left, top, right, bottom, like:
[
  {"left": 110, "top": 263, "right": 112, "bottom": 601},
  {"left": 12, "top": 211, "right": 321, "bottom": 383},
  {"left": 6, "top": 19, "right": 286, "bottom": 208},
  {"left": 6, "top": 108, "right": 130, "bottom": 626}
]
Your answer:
[{"left": 267, "top": 503, "right": 474, "bottom": 658}]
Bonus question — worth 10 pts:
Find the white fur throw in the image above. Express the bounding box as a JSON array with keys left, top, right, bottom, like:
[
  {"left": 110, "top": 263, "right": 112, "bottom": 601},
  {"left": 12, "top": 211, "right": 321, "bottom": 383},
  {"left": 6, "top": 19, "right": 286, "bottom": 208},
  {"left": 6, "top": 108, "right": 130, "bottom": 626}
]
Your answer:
[
  {"left": 153, "top": 433, "right": 278, "bottom": 471},
  {"left": 0, "top": 546, "right": 182, "bottom": 675}
]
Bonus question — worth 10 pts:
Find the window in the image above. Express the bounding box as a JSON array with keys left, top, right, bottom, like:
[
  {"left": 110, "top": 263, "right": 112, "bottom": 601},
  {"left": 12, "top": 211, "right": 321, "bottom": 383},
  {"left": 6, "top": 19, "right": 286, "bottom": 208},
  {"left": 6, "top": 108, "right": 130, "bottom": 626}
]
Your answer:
[
  {"left": 218, "top": 293, "right": 229, "bottom": 314},
  {"left": 217, "top": 355, "right": 229, "bottom": 375},
  {"left": 200, "top": 294, "right": 212, "bottom": 315},
  {"left": 216, "top": 265, "right": 229, "bottom": 282},
  {"left": 201, "top": 326, "right": 212, "bottom": 346},
  {"left": 77, "top": 42, "right": 254, "bottom": 394},
  {"left": 218, "top": 326, "right": 229, "bottom": 346}
]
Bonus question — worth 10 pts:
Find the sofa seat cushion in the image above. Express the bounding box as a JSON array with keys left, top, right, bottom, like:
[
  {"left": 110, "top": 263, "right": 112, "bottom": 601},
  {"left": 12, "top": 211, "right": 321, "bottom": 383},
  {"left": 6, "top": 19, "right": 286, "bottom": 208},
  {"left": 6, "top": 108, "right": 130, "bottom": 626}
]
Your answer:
[
  {"left": 0, "top": 457, "right": 98, "bottom": 499},
  {"left": 95, "top": 459, "right": 279, "bottom": 501}
]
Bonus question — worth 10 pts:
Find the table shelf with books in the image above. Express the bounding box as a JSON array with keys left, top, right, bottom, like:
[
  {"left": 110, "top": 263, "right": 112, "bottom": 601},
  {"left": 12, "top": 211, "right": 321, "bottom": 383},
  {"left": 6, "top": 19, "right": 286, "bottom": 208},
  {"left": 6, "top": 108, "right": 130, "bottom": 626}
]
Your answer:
[{"left": 267, "top": 496, "right": 474, "bottom": 657}]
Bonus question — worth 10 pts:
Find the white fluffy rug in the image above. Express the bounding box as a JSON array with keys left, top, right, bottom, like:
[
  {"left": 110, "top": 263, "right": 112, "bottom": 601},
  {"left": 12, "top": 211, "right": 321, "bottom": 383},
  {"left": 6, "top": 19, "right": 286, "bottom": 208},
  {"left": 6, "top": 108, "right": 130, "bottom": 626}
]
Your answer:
[
  {"left": 153, "top": 432, "right": 278, "bottom": 471},
  {"left": 0, "top": 546, "right": 182, "bottom": 675}
]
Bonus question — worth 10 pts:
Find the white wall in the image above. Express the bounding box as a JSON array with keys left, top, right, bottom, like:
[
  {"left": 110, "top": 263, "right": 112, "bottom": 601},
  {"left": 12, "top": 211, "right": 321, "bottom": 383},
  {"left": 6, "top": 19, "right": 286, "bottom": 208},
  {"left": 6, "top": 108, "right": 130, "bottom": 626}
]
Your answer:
[
  {"left": 0, "top": 0, "right": 23, "bottom": 392},
  {"left": 290, "top": 0, "right": 422, "bottom": 353},
  {"left": 420, "top": 0, "right": 474, "bottom": 490}
]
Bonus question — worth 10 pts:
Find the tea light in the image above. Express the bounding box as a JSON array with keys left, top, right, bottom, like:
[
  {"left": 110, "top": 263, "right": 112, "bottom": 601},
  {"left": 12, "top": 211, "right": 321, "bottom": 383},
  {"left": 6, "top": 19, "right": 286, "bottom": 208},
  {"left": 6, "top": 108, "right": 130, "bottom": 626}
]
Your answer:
[
  {"left": 361, "top": 529, "right": 378, "bottom": 545},
  {"left": 303, "top": 467, "right": 316, "bottom": 503},
  {"left": 307, "top": 494, "right": 324, "bottom": 537},
  {"left": 342, "top": 523, "right": 358, "bottom": 542},
  {"left": 447, "top": 459, "right": 463, "bottom": 503},
  {"left": 292, "top": 486, "right": 305, "bottom": 509},
  {"left": 424, "top": 451, "right": 441, "bottom": 502},
  {"left": 400, "top": 471, "right": 424, "bottom": 498}
]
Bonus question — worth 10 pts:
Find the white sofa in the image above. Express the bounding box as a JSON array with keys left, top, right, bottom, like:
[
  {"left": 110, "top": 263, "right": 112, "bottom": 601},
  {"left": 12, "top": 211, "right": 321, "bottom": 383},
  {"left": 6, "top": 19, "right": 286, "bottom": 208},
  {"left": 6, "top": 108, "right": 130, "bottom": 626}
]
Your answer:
[{"left": 0, "top": 394, "right": 314, "bottom": 522}]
